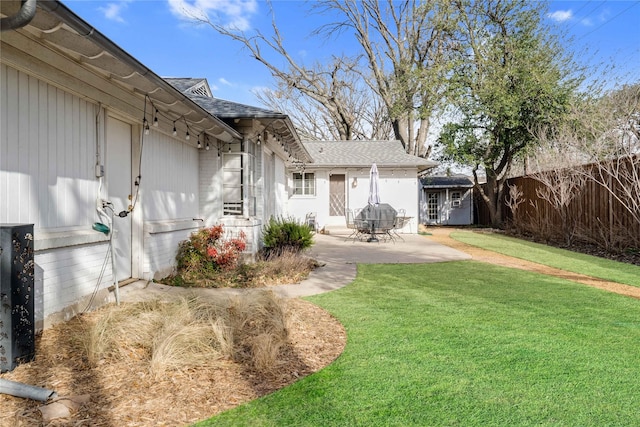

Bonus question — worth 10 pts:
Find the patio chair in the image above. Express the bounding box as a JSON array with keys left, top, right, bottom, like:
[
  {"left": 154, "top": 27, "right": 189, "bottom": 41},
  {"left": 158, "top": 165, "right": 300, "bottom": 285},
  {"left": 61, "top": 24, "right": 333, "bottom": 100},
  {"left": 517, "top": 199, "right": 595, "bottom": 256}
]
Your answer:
[
  {"left": 345, "top": 209, "right": 367, "bottom": 242},
  {"left": 305, "top": 212, "right": 318, "bottom": 233},
  {"left": 392, "top": 209, "right": 407, "bottom": 242},
  {"left": 376, "top": 214, "right": 398, "bottom": 243}
]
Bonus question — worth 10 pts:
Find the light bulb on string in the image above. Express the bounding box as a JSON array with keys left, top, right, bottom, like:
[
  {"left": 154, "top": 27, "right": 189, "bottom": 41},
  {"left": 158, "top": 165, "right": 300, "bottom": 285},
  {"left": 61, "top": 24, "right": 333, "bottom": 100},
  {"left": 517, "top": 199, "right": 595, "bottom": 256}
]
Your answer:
[
  {"left": 153, "top": 109, "right": 159, "bottom": 127},
  {"left": 206, "top": 141, "right": 210, "bottom": 151},
  {"left": 172, "top": 121, "right": 177, "bottom": 136},
  {"left": 197, "top": 135, "right": 202, "bottom": 149},
  {"left": 186, "top": 130, "right": 190, "bottom": 141},
  {"left": 143, "top": 118, "right": 150, "bottom": 135}
]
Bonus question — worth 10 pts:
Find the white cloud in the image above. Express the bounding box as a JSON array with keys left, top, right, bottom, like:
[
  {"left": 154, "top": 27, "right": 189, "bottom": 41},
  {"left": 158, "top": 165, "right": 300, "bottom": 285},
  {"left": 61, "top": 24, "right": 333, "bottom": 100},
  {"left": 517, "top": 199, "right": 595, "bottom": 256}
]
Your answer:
[
  {"left": 167, "top": 0, "right": 258, "bottom": 31},
  {"left": 218, "top": 77, "right": 234, "bottom": 86},
  {"left": 99, "top": 2, "right": 130, "bottom": 23},
  {"left": 547, "top": 10, "right": 573, "bottom": 23}
]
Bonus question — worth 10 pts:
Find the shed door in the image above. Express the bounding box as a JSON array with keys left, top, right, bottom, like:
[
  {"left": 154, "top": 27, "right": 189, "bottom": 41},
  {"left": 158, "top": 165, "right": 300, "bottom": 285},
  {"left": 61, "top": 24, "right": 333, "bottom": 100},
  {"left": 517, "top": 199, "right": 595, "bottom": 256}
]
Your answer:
[
  {"left": 106, "top": 116, "right": 132, "bottom": 281},
  {"left": 329, "top": 174, "right": 345, "bottom": 216},
  {"left": 427, "top": 192, "right": 440, "bottom": 224}
]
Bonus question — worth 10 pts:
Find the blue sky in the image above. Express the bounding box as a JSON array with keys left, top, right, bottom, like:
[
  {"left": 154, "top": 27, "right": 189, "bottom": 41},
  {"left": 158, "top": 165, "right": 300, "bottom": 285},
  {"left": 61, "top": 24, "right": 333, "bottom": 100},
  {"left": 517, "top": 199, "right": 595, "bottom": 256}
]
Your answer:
[{"left": 64, "top": 0, "right": 640, "bottom": 107}]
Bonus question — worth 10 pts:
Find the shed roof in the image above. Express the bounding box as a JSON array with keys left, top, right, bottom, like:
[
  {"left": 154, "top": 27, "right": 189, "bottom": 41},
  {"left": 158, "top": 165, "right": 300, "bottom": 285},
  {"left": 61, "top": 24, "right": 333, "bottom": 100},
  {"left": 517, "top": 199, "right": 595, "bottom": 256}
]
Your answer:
[
  {"left": 302, "top": 140, "right": 437, "bottom": 170},
  {"left": 420, "top": 176, "right": 474, "bottom": 188}
]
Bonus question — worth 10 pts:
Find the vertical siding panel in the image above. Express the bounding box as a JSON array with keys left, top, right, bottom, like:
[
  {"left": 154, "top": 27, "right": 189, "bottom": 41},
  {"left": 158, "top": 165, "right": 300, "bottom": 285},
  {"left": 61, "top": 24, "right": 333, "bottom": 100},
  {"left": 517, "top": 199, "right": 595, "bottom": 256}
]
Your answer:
[
  {"left": 53, "top": 88, "right": 64, "bottom": 228},
  {"left": 38, "top": 79, "right": 49, "bottom": 228},
  {"left": 0, "top": 64, "right": 8, "bottom": 222},
  {"left": 17, "top": 71, "right": 30, "bottom": 222},
  {"left": 28, "top": 74, "right": 40, "bottom": 225},
  {"left": 47, "top": 84, "right": 58, "bottom": 228}
]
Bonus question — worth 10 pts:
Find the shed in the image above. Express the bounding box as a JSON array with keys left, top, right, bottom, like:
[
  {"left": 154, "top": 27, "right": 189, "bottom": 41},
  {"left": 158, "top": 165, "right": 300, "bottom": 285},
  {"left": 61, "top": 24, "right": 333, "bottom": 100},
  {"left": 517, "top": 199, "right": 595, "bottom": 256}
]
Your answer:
[{"left": 420, "top": 176, "right": 474, "bottom": 225}]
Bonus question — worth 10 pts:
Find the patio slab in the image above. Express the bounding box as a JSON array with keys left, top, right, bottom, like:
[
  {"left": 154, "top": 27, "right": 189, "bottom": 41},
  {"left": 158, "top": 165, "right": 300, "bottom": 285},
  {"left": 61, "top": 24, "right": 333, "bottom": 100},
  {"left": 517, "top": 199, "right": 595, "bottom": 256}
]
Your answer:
[{"left": 116, "top": 227, "right": 471, "bottom": 302}]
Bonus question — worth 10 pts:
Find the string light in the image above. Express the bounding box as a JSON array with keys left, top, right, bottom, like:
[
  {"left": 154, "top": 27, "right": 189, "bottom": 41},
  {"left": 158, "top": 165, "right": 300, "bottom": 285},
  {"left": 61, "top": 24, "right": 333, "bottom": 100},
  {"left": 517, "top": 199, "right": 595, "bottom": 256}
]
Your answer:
[
  {"left": 183, "top": 117, "right": 190, "bottom": 140},
  {"left": 153, "top": 109, "right": 159, "bottom": 127},
  {"left": 172, "top": 120, "right": 177, "bottom": 136},
  {"left": 143, "top": 117, "right": 150, "bottom": 135},
  {"left": 197, "top": 133, "right": 202, "bottom": 149}
]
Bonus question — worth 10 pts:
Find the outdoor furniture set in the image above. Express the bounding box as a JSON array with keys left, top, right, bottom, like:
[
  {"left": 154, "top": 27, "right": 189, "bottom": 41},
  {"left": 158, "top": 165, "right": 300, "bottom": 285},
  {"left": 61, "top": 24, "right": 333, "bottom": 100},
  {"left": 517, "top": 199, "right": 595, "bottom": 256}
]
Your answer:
[{"left": 345, "top": 205, "right": 412, "bottom": 243}]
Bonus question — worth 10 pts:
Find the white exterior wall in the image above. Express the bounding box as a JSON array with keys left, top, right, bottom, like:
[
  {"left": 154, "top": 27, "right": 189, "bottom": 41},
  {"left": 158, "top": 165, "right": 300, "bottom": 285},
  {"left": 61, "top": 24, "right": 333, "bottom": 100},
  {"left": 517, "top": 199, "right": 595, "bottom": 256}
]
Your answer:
[
  {"left": 287, "top": 167, "right": 421, "bottom": 233},
  {"left": 142, "top": 129, "right": 203, "bottom": 280},
  {"left": 1, "top": 65, "right": 114, "bottom": 329}
]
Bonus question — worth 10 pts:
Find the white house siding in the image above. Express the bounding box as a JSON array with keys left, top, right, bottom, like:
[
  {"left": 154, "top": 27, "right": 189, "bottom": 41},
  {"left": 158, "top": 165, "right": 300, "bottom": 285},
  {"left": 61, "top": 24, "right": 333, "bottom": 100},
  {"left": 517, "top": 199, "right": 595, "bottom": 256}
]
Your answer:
[
  {"left": 274, "top": 156, "right": 288, "bottom": 219},
  {"left": 141, "top": 129, "right": 202, "bottom": 280},
  {"left": 199, "top": 144, "right": 223, "bottom": 226},
  {"left": 1, "top": 64, "right": 114, "bottom": 329},
  {"left": 287, "top": 168, "right": 421, "bottom": 233}
]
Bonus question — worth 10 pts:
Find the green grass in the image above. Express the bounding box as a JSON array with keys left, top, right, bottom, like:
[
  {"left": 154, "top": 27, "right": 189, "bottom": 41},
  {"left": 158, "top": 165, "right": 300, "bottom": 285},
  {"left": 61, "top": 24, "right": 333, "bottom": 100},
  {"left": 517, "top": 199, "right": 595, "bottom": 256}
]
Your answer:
[
  {"left": 451, "top": 230, "right": 640, "bottom": 288},
  {"left": 195, "top": 262, "right": 640, "bottom": 426}
]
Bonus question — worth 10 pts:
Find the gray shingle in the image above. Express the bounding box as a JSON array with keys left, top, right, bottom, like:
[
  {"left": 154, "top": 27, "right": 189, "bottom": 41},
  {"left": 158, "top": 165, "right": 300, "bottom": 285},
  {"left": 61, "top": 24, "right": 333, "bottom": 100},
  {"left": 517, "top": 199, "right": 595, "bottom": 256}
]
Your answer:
[
  {"left": 303, "top": 140, "right": 437, "bottom": 169},
  {"left": 420, "top": 176, "right": 474, "bottom": 188}
]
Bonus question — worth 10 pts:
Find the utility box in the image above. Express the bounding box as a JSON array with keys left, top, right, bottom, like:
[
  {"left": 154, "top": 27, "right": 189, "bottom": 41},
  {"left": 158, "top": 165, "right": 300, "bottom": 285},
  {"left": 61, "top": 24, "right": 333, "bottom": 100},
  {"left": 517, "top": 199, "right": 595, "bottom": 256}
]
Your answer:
[{"left": 0, "top": 224, "right": 35, "bottom": 372}]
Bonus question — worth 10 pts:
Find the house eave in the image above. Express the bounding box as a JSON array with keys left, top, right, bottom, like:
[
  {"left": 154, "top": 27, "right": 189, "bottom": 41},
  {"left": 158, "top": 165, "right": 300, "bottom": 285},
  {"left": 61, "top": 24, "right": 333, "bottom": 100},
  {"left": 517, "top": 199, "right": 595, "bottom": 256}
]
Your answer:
[{"left": 23, "top": 0, "right": 241, "bottom": 143}]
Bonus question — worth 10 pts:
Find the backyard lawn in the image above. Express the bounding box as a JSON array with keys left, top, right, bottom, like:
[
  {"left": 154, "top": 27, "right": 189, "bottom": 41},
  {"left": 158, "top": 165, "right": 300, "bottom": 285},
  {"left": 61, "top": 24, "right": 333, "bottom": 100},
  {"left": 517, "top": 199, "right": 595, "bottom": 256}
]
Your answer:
[
  {"left": 196, "top": 260, "right": 640, "bottom": 426},
  {"left": 451, "top": 230, "right": 640, "bottom": 287}
]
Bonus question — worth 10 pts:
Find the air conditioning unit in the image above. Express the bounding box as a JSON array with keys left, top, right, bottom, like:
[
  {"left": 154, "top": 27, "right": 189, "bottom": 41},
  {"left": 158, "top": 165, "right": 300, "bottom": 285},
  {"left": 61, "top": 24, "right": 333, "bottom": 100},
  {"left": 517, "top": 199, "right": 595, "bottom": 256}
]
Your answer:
[{"left": 1, "top": 224, "right": 35, "bottom": 372}]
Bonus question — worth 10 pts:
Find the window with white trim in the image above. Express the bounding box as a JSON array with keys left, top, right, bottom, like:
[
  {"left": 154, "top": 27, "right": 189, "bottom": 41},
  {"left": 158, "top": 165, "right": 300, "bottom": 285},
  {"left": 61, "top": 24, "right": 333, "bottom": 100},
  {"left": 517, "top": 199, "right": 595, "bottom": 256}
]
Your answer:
[
  {"left": 293, "top": 172, "right": 315, "bottom": 196},
  {"left": 451, "top": 191, "right": 462, "bottom": 208}
]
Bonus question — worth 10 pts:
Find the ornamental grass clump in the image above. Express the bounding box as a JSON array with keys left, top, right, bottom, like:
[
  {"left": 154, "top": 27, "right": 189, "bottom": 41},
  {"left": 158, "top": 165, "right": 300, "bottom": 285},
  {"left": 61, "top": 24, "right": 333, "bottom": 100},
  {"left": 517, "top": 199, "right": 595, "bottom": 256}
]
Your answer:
[
  {"left": 84, "top": 292, "right": 289, "bottom": 377},
  {"left": 262, "top": 216, "right": 314, "bottom": 258}
]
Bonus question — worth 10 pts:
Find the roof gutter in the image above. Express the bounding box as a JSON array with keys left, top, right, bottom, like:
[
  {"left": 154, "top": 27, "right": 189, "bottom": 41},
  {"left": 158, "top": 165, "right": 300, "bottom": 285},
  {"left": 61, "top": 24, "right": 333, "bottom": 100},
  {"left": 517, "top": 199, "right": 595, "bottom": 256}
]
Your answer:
[
  {"left": 36, "top": 0, "right": 241, "bottom": 141},
  {"left": 1, "top": 0, "right": 37, "bottom": 31}
]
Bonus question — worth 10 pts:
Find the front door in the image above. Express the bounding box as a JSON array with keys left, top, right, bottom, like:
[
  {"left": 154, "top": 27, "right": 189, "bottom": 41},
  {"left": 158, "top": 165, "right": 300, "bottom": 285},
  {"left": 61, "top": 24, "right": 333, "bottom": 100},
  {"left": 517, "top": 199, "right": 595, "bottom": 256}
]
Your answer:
[
  {"left": 329, "top": 174, "right": 345, "bottom": 216},
  {"left": 106, "top": 116, "right": 132, "bottom": 281}
]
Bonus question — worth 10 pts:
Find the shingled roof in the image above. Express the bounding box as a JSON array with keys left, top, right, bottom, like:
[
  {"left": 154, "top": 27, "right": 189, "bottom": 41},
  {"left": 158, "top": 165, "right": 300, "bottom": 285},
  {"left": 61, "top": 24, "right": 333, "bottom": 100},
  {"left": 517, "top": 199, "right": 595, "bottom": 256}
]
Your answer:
[
  {"left": 165, "top": 78, "right": 312, "bottom": 163},
  {"left": 420, "top": 176, "right": 474, "bottom": 188},
  {"left": 302, "top": 140, "right": 437, "bottom": 170}
]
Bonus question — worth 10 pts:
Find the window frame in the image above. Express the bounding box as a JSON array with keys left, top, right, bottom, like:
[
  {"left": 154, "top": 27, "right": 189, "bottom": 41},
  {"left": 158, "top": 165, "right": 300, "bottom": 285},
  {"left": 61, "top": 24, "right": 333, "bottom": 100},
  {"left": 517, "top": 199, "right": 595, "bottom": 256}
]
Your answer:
[{"left": 292, "top": 172, "right": 316, "bottom": 196}]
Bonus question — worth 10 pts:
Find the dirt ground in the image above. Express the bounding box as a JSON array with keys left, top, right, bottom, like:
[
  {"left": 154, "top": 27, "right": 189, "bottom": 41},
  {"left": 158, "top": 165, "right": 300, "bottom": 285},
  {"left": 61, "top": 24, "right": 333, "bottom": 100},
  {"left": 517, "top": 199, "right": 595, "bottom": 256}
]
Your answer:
[
  {"left": 1, "top": 228, "right": 638, "bottom": 426},
  {"left": 425, "top": 227, "right": 640, "bottom": 300}
]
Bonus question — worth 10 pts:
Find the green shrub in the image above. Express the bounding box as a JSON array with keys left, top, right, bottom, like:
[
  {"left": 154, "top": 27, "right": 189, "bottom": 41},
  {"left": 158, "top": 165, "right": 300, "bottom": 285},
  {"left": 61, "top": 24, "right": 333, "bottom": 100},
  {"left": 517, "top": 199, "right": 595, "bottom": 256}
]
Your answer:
[{"left": 262, "top": 216, "right": 314, "bottom": 258}]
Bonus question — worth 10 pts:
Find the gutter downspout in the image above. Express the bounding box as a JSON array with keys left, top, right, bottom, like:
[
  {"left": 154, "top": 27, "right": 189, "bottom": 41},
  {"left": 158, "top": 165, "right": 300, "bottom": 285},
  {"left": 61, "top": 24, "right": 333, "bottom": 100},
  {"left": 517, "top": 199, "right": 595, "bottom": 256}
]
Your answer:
[
  {"left": 0, "top": 0, "right": 37, "bottom": 31},
  {"left": 0, "top": 378, "right": 57, "bottom": 402}
]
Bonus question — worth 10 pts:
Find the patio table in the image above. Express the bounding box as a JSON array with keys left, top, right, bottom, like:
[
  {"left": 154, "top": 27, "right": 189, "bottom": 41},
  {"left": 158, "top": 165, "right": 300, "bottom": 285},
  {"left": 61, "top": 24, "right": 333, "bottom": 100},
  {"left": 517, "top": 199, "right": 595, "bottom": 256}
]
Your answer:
[{"left": 356, "top": 203, "right": 397, "bottom": 242}]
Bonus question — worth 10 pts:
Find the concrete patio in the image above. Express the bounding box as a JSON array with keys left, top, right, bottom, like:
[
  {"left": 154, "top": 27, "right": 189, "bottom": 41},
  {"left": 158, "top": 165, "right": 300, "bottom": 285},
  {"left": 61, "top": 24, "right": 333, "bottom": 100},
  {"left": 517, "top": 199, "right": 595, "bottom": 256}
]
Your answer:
[{"left": 116, "top": 226, "right": 471, "bottom": 302}]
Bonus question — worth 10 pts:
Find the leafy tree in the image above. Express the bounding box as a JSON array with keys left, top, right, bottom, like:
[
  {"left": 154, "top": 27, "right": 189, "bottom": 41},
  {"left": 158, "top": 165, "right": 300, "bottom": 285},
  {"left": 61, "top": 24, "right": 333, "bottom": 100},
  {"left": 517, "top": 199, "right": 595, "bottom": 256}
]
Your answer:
[{"left": 438, "top": 0, "right": 580, "bottom": 226}]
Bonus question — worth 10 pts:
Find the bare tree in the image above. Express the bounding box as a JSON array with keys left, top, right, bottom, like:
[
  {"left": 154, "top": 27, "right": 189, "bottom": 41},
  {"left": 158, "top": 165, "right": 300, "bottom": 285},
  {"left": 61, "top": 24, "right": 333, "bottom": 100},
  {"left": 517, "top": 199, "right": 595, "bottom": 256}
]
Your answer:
[
  {"left": 527, "top": 140, "right": 588, "bottom": 245},
  {"left": 584, "top": 83, "right": 640, "bottom": 226},
  {"left": 192, "top": 5, "right": 382, "bottom": 141},
  {"left": 313, "top": 0, "right": 455, "bottom": 157},
  {"left": 546, "top": 83, "right": 640, "bottom": 227},
  {"left": 187, "top": 0, "right": 454, "bottom": 153},
  {"left": 254, "top": 61, "right": 394, "bottom": 141}
]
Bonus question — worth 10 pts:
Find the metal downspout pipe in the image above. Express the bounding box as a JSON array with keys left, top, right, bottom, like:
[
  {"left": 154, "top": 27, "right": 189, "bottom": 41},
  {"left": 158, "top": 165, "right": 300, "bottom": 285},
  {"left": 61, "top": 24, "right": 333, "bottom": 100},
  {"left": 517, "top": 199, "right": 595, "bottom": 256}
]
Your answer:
[
  {"left": 0, "top": 378, "right": 57, "bottom": 401},
  {"left": 1, "top": 0, "right": 37, "bottom": 31}
]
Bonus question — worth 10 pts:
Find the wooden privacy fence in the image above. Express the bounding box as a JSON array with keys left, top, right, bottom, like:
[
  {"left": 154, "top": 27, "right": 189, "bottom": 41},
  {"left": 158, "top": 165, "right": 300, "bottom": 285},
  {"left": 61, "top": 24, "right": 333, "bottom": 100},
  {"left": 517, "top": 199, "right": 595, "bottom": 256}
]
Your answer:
[{"left": 475, "top": 160, "right": 640, "bottom": 248}]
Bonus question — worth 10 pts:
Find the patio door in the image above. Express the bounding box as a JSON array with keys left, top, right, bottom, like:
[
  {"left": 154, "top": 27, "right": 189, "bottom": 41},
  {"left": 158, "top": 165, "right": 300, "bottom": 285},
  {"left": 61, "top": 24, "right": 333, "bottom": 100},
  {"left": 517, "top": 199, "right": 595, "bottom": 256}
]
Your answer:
[{"left": 329, "top": 174, "right": 345, "bottom": 216}]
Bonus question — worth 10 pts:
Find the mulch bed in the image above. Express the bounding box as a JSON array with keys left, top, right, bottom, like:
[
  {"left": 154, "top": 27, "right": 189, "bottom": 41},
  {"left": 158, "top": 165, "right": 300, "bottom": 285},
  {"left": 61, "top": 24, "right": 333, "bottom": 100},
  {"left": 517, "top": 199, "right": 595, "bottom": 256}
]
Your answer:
[{"left": 0, "top": 299, "right": 346, "bottom": 427}]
